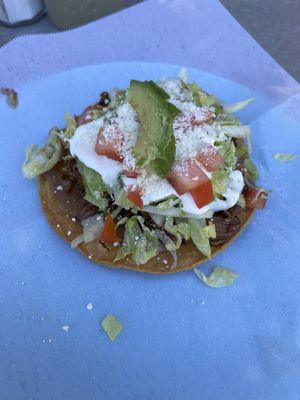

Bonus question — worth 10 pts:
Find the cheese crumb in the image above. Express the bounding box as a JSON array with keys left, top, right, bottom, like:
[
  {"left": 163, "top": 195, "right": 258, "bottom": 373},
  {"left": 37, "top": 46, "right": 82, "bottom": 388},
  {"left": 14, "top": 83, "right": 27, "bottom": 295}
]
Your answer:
[{"left": 62, "top": 325, "right": 70, "bottom": 332}]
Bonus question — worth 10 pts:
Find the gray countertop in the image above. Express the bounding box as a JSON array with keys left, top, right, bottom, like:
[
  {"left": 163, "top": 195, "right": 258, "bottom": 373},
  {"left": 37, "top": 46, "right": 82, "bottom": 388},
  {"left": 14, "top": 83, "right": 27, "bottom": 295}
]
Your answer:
[{"left": 0, "top": 0, "right": 299, "bottom": 82}]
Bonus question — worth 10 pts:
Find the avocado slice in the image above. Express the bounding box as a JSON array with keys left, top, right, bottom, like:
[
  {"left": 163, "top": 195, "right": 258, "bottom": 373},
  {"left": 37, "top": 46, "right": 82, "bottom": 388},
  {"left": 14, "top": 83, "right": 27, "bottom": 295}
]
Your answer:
[{"left": 128, "top": 80, "right": 181, "bottom": 178}]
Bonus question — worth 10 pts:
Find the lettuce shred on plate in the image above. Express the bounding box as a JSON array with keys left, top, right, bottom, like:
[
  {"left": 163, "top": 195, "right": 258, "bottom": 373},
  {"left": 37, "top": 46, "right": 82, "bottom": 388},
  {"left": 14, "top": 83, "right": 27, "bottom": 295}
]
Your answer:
[{"left": 22, "top": 75, "right": 268, "bottom": 270}]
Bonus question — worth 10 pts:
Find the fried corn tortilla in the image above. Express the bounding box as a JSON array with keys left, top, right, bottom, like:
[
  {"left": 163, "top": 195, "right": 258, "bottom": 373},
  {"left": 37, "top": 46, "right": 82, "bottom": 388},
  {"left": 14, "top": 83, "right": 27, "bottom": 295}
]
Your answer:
[{"left": 39, "top": 172, "right": 254, "bottom": 274}]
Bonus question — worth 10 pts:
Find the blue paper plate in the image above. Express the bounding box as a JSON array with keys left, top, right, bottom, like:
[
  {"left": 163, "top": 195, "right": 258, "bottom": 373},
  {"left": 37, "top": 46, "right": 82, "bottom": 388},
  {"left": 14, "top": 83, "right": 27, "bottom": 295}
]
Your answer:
[{"left": 0, "top": 62, "right": 299, "bottom": 400}]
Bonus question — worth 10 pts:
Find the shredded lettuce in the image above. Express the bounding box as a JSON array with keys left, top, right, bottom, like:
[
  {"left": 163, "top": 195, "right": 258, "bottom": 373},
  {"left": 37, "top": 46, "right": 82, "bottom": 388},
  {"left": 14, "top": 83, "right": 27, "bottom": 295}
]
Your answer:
[
  {"left": 274, "top": 153, "right": 297, "bottom": 163},
  {"left": 114, "top": 188, "right": 138, "bottom": 211},
  {"left": 62, "top": 113, "right": 77, "bottom": 138},
  {"left": 164, "top": 217, "right": 190, "bottom": 249},
  {"left": 221, "top": 125, "right": 250, "bottom": 139},
  {"left": 215, "top": 114, "right": 241, "bottom": 126},
  {"left": 217, "top": 140, "right": 237, "bottom": 169},
  {"left": 188, "top": 219, "right": 216, "bottom": 258},
  {"left": 22, "top": 130, "right": 62, "bottom": 179},
  {"left": 183, "top": 82, "right": 218, "bottom": 107},
  {"left": 115, "top": 216, "right": 159, "bottom": 265},
  {"left": 194, "top": 266, "right": 239, "bottom": 288},
  {"left": 178, "top": 67, "right": 188, "bottom": 83},
  {"left": 143, "top": 205, "right": 213, "bottom": 220},
  {"left": 153, "top": 195, "right": 182, "bottom": 210},
  {"left": 212, "top": 169, "right": 229, "bottom": 198},
  {"left": 108, "top": 91, "right": 126, "bottom": 110},
  {"left": 101, "top": 314, "right": 122, "bottom": 342},
  {"left": 77, "top": 161, "right": 109, "bottom": 211},
  {"left": 244, "top": 158, "right": 259, "bottom": 181},
  {"left": 71, "top": 214, "right": 104, "bottom": 248},
  {"left": 154, "top": 230, "right": 177, "bottom": 269},
  {"left": 223, "top": 98, "right": 253, "bottom": 114},
  {"left": 149, "top": 213, "right": 165, "bottom": 227}
]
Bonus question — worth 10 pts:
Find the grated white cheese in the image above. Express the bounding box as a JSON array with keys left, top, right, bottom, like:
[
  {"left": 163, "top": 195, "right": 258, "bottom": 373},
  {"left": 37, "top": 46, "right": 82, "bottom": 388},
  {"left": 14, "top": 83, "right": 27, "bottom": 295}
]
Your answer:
[
  {"left": 62, "top": 325, "right": 70, "bottom": 332},
  {"left": 173, "top": 107, "right": 217, "bottom": 160},
  {"left": 101, "top": 103, "right": 139, "bottom": 170},
  {"left": 71, "top": 77, "right": 244, "bottom": 215},
  {"left": 157, "top": 77, "right": 193, "bottom": 103}
]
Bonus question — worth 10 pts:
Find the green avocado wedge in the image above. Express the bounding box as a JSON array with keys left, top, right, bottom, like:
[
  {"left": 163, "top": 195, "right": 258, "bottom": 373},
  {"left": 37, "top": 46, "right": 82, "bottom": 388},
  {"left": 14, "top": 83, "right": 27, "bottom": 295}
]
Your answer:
[{"left": 128, "top": 80, "right": 181, "bottom": 178}]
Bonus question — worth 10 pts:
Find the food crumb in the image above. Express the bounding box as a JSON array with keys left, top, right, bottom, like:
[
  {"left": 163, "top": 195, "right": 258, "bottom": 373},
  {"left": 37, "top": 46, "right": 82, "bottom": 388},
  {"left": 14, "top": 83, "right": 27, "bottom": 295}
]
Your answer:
[
  {"left": 0, "top": 87, "right": 18, "bottom": 108},
  {"left": 96, "top": 215, "right": 101, "bottom": 221},
  {"left": 88, "top": 255, "right": 92, "bottom": 259},
  {"left": 56, "top": 224, "right": 60, "bottom": 228},
  {"left": 71, "top": 217, "right": 76, "bottom": 222},
  {"left": 86, "top": 303, "right": 93, "bottom": 311},
  {"left": 67, "top": 230, "right": 72, "bottom": 236},
  {"left": 56, "top": 185, "right": 63, "bottom": 191},
  {"left": 163, "top": 259, "right": 168, "bottom": 265},
  {"left": 157, "top": 257, "right": 160, "bottom": 261},
  {"left": 62, "top": 325, "right": 70, "bottom": 332},
  {"left": 112, "top": 242, "right": 119, "bottom": 247}
]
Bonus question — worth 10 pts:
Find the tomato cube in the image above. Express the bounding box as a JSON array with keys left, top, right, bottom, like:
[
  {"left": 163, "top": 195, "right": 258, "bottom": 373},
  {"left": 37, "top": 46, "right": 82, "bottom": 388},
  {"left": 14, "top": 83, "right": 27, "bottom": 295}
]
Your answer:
[
  {"left": 196, "top": 146, "right": 224, "bottom": 172},
  {"left": 167, "top": 159, "right": 210, "bottom": 195},
  {"left": 95, "top": 127, "right": 123, "bottom": 163},
  {"left": 126, "top": 185, "right": 143, "bottom": 209},
  {"left": 190, "top": 180, "right": 214, "bottom": 208},
  {"left": 99, "top": 214, "right": 120, "bottom": 244}
]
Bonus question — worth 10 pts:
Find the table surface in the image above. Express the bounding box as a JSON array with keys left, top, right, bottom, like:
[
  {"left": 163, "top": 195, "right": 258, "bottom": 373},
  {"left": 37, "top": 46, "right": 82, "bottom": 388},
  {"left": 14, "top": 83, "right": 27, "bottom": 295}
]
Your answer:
[{"left": 0, "top": 1, "right": 299, "bottom": 82}]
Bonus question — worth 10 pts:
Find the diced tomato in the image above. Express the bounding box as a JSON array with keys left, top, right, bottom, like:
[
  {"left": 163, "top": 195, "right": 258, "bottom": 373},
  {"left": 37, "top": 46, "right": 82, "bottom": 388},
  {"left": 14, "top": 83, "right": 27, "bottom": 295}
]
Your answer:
[
  {"left": 95, "top": 127, "right": 123, "bottom": 163},
  {"left": 78, "top": 105, "right": 101, "bottom": 126},
  {"left": 190, "top": 180, "right": 214, "bottom": 208},
  {"left": 122, "top": 169, "right": 139, "bottom": 178},
  {"left": 245, "top": 187, "right": 268, "bottom": 209},
  {"left": 126, "top": 185, "right": 143, "bottom": 209},
  {"left": 167, "top": 159, "right": 210, "bottom": 195},
  {"left": 196, "top": 146, "right": 224, "bottom": 172},
  {"left": 99, "top": 214, "right": 120, "bottom": 244}
]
